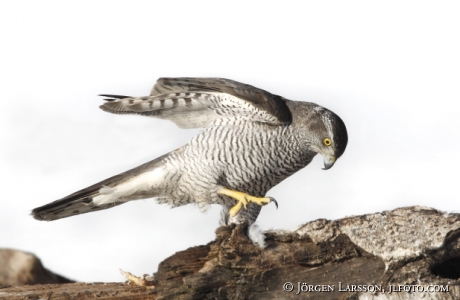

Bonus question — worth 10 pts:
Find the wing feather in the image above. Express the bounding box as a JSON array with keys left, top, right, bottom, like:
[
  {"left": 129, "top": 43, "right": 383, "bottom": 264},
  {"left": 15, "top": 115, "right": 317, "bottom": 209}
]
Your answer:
[{"left": 100, "top": 78, "right": 292, "bottom": 129}]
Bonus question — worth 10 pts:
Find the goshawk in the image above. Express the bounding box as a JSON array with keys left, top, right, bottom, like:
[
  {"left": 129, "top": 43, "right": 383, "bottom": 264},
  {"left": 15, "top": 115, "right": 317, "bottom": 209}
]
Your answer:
[{"left": 32, "top": 78, "right": 348, "bottom": 225}]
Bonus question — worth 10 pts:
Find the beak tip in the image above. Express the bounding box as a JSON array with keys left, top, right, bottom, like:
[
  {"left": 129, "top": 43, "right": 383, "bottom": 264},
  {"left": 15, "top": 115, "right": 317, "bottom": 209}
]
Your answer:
[{"left": 322, "top": 159, "right": 336, "bottom": 170}]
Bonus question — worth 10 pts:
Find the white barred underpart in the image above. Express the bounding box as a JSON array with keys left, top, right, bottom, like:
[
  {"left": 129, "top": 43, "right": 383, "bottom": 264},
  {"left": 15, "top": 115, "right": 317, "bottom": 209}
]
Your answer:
[
  {"left": 92, "top": 167, "right": 168, "bottom": 206},
  {"left": 156, "top": 117, "right": 315, "bottom": 224}
]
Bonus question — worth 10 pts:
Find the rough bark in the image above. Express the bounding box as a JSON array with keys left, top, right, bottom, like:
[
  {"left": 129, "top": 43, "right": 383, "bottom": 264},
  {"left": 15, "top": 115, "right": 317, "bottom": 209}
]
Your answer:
[{"left": 2, "top": 206, "right": 460, "bottom": 299}]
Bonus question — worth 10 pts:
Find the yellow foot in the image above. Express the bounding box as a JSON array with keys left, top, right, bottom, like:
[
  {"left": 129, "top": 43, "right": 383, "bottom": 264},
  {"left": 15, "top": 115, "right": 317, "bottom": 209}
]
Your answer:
[
  {"left": 218, "top": 187, "right": 278, "bottom": 218},
  {"left": 119, "top": 269, "right": 155, "bottom": 287}
]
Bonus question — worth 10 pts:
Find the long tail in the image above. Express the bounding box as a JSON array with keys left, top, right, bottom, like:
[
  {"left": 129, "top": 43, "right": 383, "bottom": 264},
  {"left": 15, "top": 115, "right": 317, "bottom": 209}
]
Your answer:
[{"left": 31, "top": 153, "right": 170, "bottom": 221}]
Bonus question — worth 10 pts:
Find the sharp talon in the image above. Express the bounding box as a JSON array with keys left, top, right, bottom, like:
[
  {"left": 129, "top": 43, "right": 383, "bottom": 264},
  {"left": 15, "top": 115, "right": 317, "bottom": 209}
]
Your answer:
[
  {"left": 219, "top": 188, "right": 279, "bottom": 217},
  {"left": 269, "top": 197, "right": 278, "bottom": 209}
]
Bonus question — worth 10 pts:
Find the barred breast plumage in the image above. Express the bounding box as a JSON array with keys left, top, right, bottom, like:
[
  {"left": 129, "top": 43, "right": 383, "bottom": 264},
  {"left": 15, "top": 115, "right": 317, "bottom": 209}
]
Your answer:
[
  {"left": 158, "top": 113, "right": 315, "bottom": 223},
  {"left": 31, "top": 78, "right": 348, "bottom": 226}
]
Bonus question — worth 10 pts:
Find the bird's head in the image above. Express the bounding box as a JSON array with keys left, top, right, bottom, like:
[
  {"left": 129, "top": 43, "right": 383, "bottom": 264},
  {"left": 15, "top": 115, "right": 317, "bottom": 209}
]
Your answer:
[{"left": 306, "top": 107, "right": 348, "bottom": 170}]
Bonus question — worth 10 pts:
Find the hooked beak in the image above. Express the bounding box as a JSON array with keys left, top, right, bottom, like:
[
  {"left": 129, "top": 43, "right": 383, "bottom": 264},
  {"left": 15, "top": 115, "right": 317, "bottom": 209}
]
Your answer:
[{"left": 322, "top": 156, "right": 336, "bottom": 170}]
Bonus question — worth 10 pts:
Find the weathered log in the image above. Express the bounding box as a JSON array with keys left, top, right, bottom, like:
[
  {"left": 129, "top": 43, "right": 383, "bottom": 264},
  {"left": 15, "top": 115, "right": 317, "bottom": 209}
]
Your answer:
[{"left": 2, "top": 206, "right": 460, "bottom": 299}]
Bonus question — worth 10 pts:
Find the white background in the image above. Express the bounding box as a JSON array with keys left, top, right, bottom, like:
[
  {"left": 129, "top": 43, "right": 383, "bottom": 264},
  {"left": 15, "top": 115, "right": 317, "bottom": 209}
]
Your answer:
[{"left": 1, "top": 1, "right": 459, "bottom": 282}]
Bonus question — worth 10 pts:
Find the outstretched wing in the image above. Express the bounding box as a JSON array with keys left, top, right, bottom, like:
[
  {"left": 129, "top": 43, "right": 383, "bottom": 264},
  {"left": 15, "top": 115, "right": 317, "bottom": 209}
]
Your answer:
[{"left": 99, "top": 78, "right": 292, "bottom": 129}]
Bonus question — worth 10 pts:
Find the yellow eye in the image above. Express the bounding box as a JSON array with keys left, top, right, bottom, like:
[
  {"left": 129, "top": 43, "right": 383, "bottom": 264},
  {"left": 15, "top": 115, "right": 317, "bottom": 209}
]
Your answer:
[{"left": 323, "top": 138, "right": 332, "bottom": 146}]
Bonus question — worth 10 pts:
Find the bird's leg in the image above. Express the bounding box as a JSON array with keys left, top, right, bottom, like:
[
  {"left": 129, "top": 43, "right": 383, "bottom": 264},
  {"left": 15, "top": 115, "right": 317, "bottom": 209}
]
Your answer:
[{"left": 218, "top": 187, "right": 278, "bottom": 218}]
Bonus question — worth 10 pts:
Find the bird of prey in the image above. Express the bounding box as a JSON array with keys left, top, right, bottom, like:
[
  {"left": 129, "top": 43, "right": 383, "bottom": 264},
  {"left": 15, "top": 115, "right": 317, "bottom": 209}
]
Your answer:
[{"left": 32, "top": 78, "right": 348, "bottom": 225}]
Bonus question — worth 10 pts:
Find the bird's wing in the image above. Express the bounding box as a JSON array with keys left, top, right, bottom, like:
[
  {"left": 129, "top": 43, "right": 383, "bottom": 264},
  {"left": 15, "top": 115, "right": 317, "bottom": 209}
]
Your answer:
[{"left": 99, "top": 78, "right": 292, "bottom": 129}]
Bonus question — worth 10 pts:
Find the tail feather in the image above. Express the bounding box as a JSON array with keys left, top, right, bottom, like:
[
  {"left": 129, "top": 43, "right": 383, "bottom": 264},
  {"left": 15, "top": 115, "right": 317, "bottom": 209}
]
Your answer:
[
  {"left": 31, "top": 153, "right": 170, "bottom": 221},
  {"left": 31, "top": 197, "right": 124, "bottom": 221},
  {"left": 31, "top": 173, "right": 126, "bottom": 221}
]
